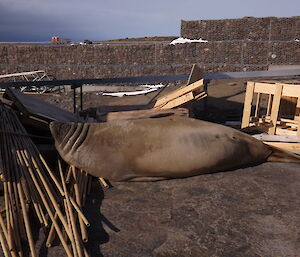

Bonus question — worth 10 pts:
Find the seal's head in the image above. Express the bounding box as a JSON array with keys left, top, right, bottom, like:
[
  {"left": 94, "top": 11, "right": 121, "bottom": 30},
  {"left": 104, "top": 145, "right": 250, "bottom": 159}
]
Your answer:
[{"left": 49, "top": 121, "right": 72, "bottom": 145}]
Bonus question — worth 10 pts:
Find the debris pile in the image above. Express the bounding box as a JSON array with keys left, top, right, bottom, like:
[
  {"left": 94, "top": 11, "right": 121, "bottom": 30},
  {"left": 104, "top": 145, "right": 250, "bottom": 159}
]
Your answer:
[
  {"left": 0, "top": 104, "right": 92, "bottom": 257},
  {"left": 0, "top": 64, "right": 207, "bottom": 255}
]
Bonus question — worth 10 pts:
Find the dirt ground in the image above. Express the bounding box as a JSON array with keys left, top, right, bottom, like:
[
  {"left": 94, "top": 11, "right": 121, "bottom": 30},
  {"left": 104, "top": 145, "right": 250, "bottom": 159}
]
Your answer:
[{"left": 2, "top": 80, "right": 300, "bottom": 257}]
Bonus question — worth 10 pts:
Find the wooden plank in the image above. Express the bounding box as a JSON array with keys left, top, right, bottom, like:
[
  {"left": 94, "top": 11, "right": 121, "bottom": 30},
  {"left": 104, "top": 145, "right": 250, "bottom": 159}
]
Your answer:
[
  {"left": 5, "top": 88, "right": 77, "bottom": 122},
  {"left": 295, "top": 97, "right": 300, "bottom": 121},
  {"left": 252, "top": 134, "right": 300, "bottom": 143},
  {"left": 268, "top": 84, "right": 283, "bottom": 135},
  {"left": 255, "top": 93, "right": 261, "bottom": 117},
  {"left": 266, "top": 94, "right": 273, "bottom": 116},
  {"left": 153, "top": 79, "right": 204, "bottom": 108},
  {"left": 159, "top": 92, "right": 194, "bottom": 110},
  {"left": 194, "top": 91, "right": 207, "bottom": 100},
  {"left": 0, "top": 70, "right": 45, "bottom": 79},
  {"left": 263, "top": 141, "right": 300, "bottom": 151},
  {"left": 105, "top": 108, "right": 189, "bottom": 122},
  {"left": 187, "top": 64, "right": 203, "bottom": 85},
  {"left": 241, "top": 82, "right": 255, "bottom": 128},
  {"left": 253, "top": 82, "right": 300, "bottom": 97},
  {"left": 282, "top": 85, "right": 300, "bottom": 97},
  {"left": 280, "top": 118, "right": 300, "bottom": 124},
  {"left": 275, "top": 127, "right": 297, "bottom": 136},
  {"left": 253, "top": 82, "right": 276, "bottom": 95}
]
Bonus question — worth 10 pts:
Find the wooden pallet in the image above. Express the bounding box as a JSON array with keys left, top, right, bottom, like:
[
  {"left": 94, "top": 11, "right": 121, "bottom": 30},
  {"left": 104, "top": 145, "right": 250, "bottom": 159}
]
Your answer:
[{"left": 242, "top": 81, "right": 300, "bottom": 136}]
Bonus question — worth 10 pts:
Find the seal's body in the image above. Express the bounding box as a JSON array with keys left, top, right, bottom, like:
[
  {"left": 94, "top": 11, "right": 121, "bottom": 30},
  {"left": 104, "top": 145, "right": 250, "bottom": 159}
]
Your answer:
[{"left": 50, "top": 117, "right": 298, "bottom": 182}]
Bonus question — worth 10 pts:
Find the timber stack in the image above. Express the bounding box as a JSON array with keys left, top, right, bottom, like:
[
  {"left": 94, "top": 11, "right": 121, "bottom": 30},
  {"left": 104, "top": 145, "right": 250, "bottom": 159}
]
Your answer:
[{"left": 0, "top": 104, "right": 92, "bottom": 257}]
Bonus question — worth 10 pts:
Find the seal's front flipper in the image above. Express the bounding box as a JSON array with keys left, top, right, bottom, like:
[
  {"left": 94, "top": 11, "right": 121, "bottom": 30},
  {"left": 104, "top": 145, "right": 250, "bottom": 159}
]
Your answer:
[{"left": 266, "top": 145, "right": 300, "bottom": 163}]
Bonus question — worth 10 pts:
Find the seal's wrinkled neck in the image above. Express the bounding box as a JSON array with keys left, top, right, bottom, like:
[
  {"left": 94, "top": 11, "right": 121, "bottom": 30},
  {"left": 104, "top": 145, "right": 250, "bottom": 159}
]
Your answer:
[{"left": 49, "top": 122, "right": 72, "bottom": 145}]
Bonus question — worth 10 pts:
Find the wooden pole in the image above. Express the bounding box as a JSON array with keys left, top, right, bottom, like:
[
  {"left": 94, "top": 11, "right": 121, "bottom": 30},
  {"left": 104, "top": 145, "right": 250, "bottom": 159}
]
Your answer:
[{"left": 59, "top": 160, "right": 83, "bottom": 257}]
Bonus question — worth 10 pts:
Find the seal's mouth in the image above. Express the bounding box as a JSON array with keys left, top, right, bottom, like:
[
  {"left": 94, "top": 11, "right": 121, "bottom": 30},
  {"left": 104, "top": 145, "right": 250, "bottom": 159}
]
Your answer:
[{"left": 49, "top": 121, "right": 72, "bottom": 145}]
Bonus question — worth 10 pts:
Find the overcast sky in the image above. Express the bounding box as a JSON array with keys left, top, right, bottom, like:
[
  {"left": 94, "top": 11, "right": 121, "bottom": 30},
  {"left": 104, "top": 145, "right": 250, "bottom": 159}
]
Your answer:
[{"left": 0, "top": 0, "right": 299, "bottom": 42}]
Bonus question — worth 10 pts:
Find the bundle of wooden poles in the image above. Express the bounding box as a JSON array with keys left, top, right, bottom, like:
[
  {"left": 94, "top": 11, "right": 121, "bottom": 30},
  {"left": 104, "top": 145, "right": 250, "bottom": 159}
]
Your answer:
[{"left": 0, "top": 104, "right": 93, "bottom": 257}]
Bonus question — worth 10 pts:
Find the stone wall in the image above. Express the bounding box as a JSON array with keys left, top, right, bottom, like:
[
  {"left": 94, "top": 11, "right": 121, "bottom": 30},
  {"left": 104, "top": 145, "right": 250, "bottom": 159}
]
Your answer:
[
  {"left": 0, "top": 17, "right": 299, "bottom": 80},
  {"left": 181, "top": 17, "right": 300, "bottom": 41}
]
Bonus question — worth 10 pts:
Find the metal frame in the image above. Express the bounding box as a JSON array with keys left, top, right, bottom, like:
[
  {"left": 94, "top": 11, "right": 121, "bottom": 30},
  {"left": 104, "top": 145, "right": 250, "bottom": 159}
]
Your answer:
[
  {"left": 1, "top": 69, "right": 299, "bottom": 113},
  {"left": 0, "top": 74, "right": 189, "bottom": 113}
]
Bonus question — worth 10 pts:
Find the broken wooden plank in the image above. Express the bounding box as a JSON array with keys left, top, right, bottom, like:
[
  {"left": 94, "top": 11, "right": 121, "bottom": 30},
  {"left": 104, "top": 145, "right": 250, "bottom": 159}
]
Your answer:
[
  {"left": 0, "top": 70, "right": 45, "bottom": 79},
  {"left": 241, "top": 82, "right": 255, "bottom": 128},
  {"left": 5, "top": 88, "right": 77, "bottom": 123},
  {"left": 153, "top": 79, "right": 204, "bottom": 109},
  {"left": 187, "top": 64, "right": 203, "bottom": 85},
  {"left": 263, "top": 141, "right": 300, "bottom": 151},
  {"left": 252, "top": 134, "right": 300, "bottom": 143},
  {"left": 158, "top": 92, "right": 194, "bottom": 110},
  {"left": 105, "top": 108, "right": 189, "bottom": 122}
]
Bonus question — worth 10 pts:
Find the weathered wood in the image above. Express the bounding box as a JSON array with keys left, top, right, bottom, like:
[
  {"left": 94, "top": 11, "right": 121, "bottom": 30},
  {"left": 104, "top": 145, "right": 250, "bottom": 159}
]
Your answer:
[
  {"left": 252, "top": 134, "right": 300, "bottom": 142},
  {"left": 268, "top": 84, "right": 283, "bottom": 135},
  {"left": 254, "top": 82, "right": 276, "bottom": 95},
  {"left": 159, "top": 92, "right": 194, "bottom": 109},
  {"left": 187, "top": 64, "right": 203, "bottom": 85},
  {"left": 241, "top": 82, "right": 255, "bottom": 128},
  {"left": 275, "top": 127, "right": 297, "bottom": 136},
  {"left": 5, "top": 88, "right": 77, "bottom": 123},
  {"left": 255, "top": 93, "right": 261, "bottom": 117},
  {"left": 0, "top": 70, "right": 45, "bottom": 79},
  {"left": 242, "top": 81, "right": 300, "bottom": 136},
  {"left": 106, "top": 108, "right": 189, "bottom": 121},
  {"left": 295, "top": 97, "right": 300, "bottom": 121},
  {"left": 266, "top": 94, "right": 273, "bottom": 116},
  {"left": 263, "top": 141, "right": 300, "bottom": 150},
  {"left": 153, "top": 79, "right": 204, "bottom": 108}
]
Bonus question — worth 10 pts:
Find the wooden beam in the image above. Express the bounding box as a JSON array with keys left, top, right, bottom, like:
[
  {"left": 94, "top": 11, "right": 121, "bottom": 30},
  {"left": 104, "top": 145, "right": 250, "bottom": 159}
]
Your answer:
[
  {"left": 0, "top": 70, "right": 45, "bottom": 79},
  {"left": 252, "top": 134, "right": 300, "bottom": 142},
  {"left": 282, "top": 85, "right": 300, "bottom": 97},
  {"left": 159, "top": 92, "right": 194, "bottom": 109},
  {"left": 263, "top": 141, "right": 300, "bottom": 150},
  {"left": 266, "top": 94, "right": 273, "bottom": 116},
  {"left": 187, "top": 64, "right": 203, "bottom": 85},
  {"left": 268, "top": 84, "right": 283, "bottom": 135},
  {"left": 275, "top": 127, "right": 297, "bottom": 136},
  {"left": 241, "top": 82, "right": 255, "bottom": 128},
  {"left": 255, "top": 93, "right": 261, "bottom": 117},
  {"left": 153, "top": 79, "right": 204, "bottom": 108},
  {"left": 295, "top": 97, "right": 300, "bottom": 121},
  {"left": 105, "top": 108, "right": 189, "bottom": 121},
  {"left": 254, "top": 82, "right": 276, "bottom": 95}
]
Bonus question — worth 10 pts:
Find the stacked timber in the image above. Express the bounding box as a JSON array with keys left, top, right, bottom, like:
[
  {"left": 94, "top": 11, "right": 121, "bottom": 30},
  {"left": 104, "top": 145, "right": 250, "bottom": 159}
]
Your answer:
[
  {"left": 0, "top": 104, "right": 92, "bottom": 257},
  {"left": 153, "top": 79, "right": 206, "bottom": 110}
]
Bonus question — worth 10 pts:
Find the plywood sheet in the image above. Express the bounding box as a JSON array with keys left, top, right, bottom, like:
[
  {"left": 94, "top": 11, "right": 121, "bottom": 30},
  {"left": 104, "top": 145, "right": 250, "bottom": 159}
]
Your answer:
[{"left": 5, "top": 88, "right": 77, "bottom": 122}]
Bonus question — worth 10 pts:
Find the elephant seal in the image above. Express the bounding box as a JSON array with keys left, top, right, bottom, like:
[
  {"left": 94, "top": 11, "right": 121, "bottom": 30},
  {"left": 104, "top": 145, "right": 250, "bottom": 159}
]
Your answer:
[{"left": 50, "top": 117, "right": 300, "bottom": 182}]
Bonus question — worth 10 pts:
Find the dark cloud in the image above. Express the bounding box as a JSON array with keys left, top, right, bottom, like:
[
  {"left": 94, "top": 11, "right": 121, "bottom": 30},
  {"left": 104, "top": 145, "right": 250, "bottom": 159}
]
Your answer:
[{"left": 0, "top": 0, "right": 299, "bottom": 42}]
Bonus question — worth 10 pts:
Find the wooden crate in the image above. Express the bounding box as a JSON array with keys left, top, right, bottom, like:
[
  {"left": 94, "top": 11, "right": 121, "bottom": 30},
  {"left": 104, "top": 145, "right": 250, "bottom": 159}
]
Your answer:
[{"left": 241, "top": 81, "right": 300, "bottom": 136}]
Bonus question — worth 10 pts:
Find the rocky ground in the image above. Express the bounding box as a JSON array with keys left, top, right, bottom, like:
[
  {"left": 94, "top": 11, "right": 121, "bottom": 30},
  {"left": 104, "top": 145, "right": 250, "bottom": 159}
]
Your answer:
[
  {"left": 38, "top": 162, "right": 300, "bottom": 257},
  {"left": 3, "top": 79, "right": 300, "bottom": 257}
]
